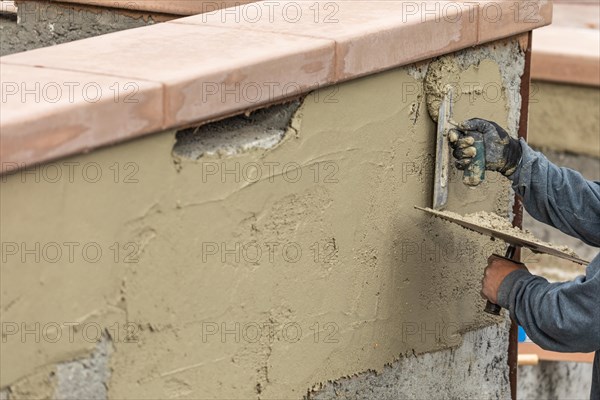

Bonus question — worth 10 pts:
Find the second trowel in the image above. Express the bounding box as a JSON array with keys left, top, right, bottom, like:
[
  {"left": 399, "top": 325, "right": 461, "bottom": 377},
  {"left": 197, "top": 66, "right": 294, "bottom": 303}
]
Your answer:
[
  {"left": 416, "top": 206, "right": 590, "bottom": 315},
  {"left": 415, "top": 207, "right": 589, "bottom": 265}
]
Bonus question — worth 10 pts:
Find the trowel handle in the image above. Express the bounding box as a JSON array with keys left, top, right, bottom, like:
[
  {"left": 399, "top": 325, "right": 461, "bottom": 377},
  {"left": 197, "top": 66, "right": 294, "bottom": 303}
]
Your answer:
[
  {"left": 484, "top": 301, "right": 501, "bottom": 315},
  {"left": 484, "top": 245, "right": 517, "bottom": 316},
  {"left": 463, "top": 140, "right": 486, "bottom": 186}
]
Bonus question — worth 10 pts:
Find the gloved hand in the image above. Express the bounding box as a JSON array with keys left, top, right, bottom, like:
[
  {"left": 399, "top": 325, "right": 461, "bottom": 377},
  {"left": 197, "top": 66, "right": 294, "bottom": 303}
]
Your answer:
[{"left": 449, "top": 118, "right": 522, "bottom": 177}]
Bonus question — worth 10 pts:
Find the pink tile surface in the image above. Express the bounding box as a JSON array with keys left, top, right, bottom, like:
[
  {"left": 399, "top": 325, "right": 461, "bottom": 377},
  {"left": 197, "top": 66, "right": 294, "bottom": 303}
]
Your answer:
[
  {"left": 45, "top": 0, "right": 257, "bottom": 15},
  {"left": 173, "top": 1, "right": 481, "bottom": 80},
  {"left": 1, "top": 23, "right": 336, "bottom": 127},
  {"left": 1, "top": 1, "right": 553, "bottom": 169},
  {"left": 476, "top": 0, "right": 553, "bottom": 43},
  {"left": 0, "top": 64, "right": 163, "bottom": 168},
  {"left": 478, "top": 0, "right": 552, "bottom": 43},
  {"left": 0, "top": 1, "right": 16, "bottom": 14},
  {"left": 551, "top": 3, "right": 600, "bottom": 30},
  {"left": 532, "top": 26, "right": 600, "bottom": 86}
]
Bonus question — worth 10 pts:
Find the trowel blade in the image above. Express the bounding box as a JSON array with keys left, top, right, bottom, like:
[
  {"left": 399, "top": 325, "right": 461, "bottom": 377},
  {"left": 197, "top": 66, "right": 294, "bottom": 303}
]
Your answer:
[
  {"left": 415, "top": 206, "right": 590, "bottom": 265},
  {"left": 432, "top": 90, "right": 453, "bottom": 210}
]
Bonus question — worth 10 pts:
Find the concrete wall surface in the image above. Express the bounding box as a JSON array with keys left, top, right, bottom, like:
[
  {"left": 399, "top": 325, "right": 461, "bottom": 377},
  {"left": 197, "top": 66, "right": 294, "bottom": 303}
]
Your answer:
[
  {"left": 519, "top": 361, "right": 594, "bottom": 400},
  {"left": 0, "top": 38, "right": 525, "bottom": 399},
  {"left": 529, "top": 81, "right": 600, "bottom": 158}
]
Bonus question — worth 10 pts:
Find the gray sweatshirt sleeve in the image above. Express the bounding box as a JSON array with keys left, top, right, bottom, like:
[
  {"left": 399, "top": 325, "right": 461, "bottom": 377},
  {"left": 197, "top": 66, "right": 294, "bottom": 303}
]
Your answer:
[
  {"left": 496, "top": 140, "right": 600, "bottom": 353},
  {"left": 509, "top": 139, "right": 600, "bottom": 247}
]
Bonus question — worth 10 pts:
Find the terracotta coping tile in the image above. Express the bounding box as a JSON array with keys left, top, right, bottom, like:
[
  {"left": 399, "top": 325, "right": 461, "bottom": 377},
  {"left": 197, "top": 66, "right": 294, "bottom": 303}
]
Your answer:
[
  {"left": 1, "top": 23, "right": 336, "bottom": 128},
  {"left": 1, "top": 1, "right": 552, "bottom": 170},
  {"left": 475, "top": 0, "right": 552, "bottom": 44},
  {"left": 39, "top": 0, "right": 257, "bottom": 15},
  {"left": 553, "top": 0, "right": 598, "bottom": 3},
  {"left": 532, "top": 26, "right": 600, "bottom": 87},
  {"left": 551, "top": 3, "right": 599, "bottom": 30},
  {"left": 174, "top": 0, "right": 552, "bottom": 80},
  {"left": 173, "top": 1, "right": 481, "bottom": 81},
  {"left": 0, "top": 1, "right": 17, "bottom": 14},
  {"left": 0, "top": 64, "right": 163, "bottom": 169}
]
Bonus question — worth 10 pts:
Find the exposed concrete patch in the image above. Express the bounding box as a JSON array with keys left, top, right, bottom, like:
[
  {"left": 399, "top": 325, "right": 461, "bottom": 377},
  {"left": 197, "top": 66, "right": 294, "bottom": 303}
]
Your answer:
[
  {"left": 54, "top": 337, "right": 112, "bottom": 400},
  {"left": 308, "top": 319, "right": 511, "bottom": 400},
  {"left": 2, "top": 336, "right": 112, "bottom": 400},
  {"left": 173, "top": 101, "right": 301, "bottom": 161}
]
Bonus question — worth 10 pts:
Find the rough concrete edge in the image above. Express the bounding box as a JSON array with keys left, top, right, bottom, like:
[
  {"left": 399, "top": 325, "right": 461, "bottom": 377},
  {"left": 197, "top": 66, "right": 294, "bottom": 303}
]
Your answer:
[
  {"left": 307, "top": 317, "right": 512, "bottom": 400},
  {"left": 1, "top": 336, "right": 113, "bottom": 400}
]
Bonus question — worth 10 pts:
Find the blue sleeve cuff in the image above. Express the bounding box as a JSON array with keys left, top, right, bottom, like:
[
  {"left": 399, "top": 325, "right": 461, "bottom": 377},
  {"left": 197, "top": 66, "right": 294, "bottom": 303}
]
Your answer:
[
  {"left": 508, "top": 139, "right": 529, "bottom": 184},
  {"left": 508, "top": 139, "right": 548, "bottom": 194},
  {"left": 496, "top": 268, "right": 533, "bottom": 309}
]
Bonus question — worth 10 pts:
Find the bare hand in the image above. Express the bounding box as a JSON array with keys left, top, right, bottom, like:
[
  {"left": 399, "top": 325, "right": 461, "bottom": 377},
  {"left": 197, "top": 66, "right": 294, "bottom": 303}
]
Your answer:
[{"left": 482, "top": 255, "right": 528, "bottom": 304}]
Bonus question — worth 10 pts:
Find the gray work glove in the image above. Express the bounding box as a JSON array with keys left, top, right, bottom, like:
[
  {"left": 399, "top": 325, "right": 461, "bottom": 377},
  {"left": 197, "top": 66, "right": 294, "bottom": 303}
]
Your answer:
[{"left": 449, "top": 118, "right": 522, "bottom": 177}]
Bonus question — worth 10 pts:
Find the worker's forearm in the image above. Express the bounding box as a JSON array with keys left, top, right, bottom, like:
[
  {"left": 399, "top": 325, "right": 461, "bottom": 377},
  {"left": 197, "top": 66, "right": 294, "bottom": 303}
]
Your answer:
[
  {"left": 497, "top": 263, "right": 600, "bottom": 353},
  {"left": 509, "top": 139, "right": 600, "bottom": 247}
]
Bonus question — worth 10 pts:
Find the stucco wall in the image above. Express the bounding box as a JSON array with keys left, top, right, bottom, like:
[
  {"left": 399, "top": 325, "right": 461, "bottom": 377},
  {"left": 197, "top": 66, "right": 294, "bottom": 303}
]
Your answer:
[
  {"left": 0, "top": 37, "right": 524, "bottom": 399},
  {"left": 529, "top": 81, "right": 600, "bottom": 158}
]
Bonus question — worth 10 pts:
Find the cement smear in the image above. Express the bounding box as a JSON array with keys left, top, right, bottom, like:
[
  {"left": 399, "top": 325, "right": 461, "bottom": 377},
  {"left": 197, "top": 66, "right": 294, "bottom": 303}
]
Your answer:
[
  {"left": 424, "top": 57, "right": 460, "bottom": 123},
  {"left": 418, "top": 38, "right": 525, "bottom": 136}
]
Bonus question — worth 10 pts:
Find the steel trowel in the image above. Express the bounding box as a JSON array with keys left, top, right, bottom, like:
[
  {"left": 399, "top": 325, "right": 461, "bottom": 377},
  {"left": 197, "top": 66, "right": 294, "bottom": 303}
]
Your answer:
[
  {"left": 415, "top": 206, "right": 589, "bottom": 315},
  {"left": 415, "top": 207, "right": 589, "bottom": 265}
]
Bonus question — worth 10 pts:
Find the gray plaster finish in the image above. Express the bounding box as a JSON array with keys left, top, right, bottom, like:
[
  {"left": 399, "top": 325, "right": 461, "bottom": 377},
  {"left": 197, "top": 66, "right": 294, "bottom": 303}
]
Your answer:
[
  {"left": 0, "top": 1, "right": 158, "bottom": 57},
  {"left": 54, "top": 337, "right": 112, "bottom": 400},
  {"left": 308, "top": 318, "right": 512, "bottom": 400},
  {"left": 518, "top": 361, "right": 593, "bottom": 400}
]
